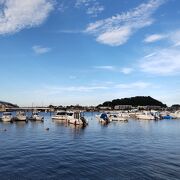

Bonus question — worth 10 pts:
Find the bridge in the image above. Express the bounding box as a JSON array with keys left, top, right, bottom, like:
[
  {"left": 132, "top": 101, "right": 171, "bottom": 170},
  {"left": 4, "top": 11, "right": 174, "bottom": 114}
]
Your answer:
[{"left": 5, "top": 107, "right": 53, "bottom": 112}]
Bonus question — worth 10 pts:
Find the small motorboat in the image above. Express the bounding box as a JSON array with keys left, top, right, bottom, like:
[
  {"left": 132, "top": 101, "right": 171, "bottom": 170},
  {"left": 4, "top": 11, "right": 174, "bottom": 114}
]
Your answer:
[
  {"left": 15, "top": 111, "right": 27, "bottom": 121},
  {"left": 67, "top": 111, "right": 88, "bottom": 126},
  {"left": 136, "top": 111, "right": 155, "bottom": 120},
  {"left": 162, "top": 115, "right": 174, "bottom": 119},
  {"left": 108, "top": 112, "right": 129, "bottom": 122},
  {"left": 29, "top": 112, "right": 44, "bottom": 121},
  {"left": 96, "top": 113, "right": 110, "bottom": 123},
  {"left": 1, "top": 112, "right": 13, "bottom": 122}
]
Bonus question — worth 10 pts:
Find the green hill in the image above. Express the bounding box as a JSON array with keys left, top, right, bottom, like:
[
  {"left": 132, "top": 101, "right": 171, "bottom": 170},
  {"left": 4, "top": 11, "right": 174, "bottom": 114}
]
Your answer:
[
  {"left": 0, "top": 100, "right": 18, "bottom": 108},
  {"left": 98, "top": 96, "right": 167, "bottom": 108}
]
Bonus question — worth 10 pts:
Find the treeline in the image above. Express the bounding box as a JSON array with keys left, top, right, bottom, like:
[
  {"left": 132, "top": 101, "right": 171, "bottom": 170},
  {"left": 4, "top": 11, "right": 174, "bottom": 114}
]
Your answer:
[{"left": 98, "top": 96, "right": 167, "bottom": 108}]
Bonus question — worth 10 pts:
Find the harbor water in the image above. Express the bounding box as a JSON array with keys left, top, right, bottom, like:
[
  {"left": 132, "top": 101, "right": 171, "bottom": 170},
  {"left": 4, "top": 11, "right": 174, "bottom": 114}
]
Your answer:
[{"left": 0, "top": 112, "right": 180, "bottom": 180}]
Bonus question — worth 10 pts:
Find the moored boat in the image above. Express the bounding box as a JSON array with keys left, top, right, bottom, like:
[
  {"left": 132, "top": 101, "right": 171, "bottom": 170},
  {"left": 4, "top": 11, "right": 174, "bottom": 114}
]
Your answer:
[
  {"left": 52, "top": 111, "right": 67, "bottom": 120},
  {"left": 96, "top": 113, "right": 110, "bottom": 123},
  {"left": 29, "top": 112, "right": 44, "bottom": 121},
  {"left": 136, "top": 111, "right": 155, "bottom": 120},
  {"left": 1, "top": 112, "right": 13, "bottom": 122},
  {"left": 108, "top": 112, "right": 129, "bottom": 122},
  {"left": 170, "top": 111, "right": 180, "bottom": 119},
  {"left": 67, "top": 111, "right": 88, "bottom": 126},
  {"left": 15, "top": 111, "right": 27, "bottom": 121}
]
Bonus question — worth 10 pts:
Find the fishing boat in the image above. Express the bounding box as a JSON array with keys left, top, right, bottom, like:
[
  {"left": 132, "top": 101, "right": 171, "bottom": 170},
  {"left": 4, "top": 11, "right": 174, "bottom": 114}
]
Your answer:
[
  {"left": 29, "top": 112, "right": 44, "bottom": 121},
  {"left": 1, "top": 112, "right": 13, "bottom": 122},
  {"left": 15, "top": 111, "right": 27, "bottom": 121},
  {"left": 52, "top": 111, "right": 67, "bottom": 120},
  {"left": 136, "top": 111, "right": 155, "bottom": 120},
  {"left": 67, "top": 111, "right": 88, "bottom": 126}
]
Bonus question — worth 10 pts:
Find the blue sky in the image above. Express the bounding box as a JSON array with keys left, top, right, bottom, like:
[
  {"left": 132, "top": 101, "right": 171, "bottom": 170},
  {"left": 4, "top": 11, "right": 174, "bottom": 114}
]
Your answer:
[{"left": 0, "top": 0, "right": 180, "bottom": 106}]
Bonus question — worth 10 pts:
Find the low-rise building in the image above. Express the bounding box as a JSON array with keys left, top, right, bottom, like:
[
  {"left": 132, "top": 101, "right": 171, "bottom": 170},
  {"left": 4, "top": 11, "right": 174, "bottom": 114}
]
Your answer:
[
  {"left": 114, "top": 105, "right": 132, "bottom": 110},
  {"left": 0, "top": 104, "right": 6, "bottom": 112},
  {"left": 99, "top": 106, "right": 112, "bottom": 110}
]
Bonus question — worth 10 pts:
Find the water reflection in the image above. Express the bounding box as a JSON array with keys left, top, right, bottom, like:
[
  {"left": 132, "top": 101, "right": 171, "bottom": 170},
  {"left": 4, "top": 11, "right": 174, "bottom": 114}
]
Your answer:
[
  {"left": 14, "top": 121, "right": 28, "bottom": 127},
  {"left": 67, "top": 124, "right": 86, "bottom": 137},
  {"left": 52, "top": 120, "right": 68, "bottom": 128}
]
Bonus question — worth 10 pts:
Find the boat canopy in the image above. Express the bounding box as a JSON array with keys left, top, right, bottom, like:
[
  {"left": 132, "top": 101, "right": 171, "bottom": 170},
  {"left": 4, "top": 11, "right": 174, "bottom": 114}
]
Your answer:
[{"left": 100, "top": 113, "right": 108, "bottom": 120}]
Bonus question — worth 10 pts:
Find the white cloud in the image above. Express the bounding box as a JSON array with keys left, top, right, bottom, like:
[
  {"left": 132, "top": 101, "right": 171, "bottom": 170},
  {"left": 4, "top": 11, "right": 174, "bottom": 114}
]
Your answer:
[
  {"left": 140, "top": 47, "right": 180, "bottom": 75},
  {"left": 85, "top": 0, "right": 165, "bottom": 46},
  {"left": 144, "top": 34, "right": 166, "bottom": 43},
  {"left": 32, "top": 45, "right": 51, "bottom": 54},
  {"left": 0, "top": 0, "right": 54, "bottom": 35},
  {"left": 96, "top": 26, "right": 131, "bottom": 46}
]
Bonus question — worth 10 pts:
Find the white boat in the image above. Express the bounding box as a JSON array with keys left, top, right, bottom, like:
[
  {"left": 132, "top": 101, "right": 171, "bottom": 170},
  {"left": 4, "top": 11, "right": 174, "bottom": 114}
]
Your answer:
[
  {"left": 150, "top": 110, "right": 160, "bottom": 120},
  {"left": 67, "top": 112, "right": 88, "bottom": 126},
  {"left": 1, "top": 112, "right": 13, "bottom": 122},
  {"left": 108, "top": 113, "right": 129, "bottom": 122},
  {"left": 174, "top": 111, "right": 180, "bottom": 118},
  {"left": 170, "top": 111, "right": 180, "bottom": 119},
  {"left": 96, "top": 113, "right": 110, "bottom": 123},
  {"left": 29, "top": 112, "right": 44, "bottom": 121},
  {"left": 136, "top": 111, "right": 155, "bottom": 120},
  {"left": 52, "top": 111, "right": 67, "bottom": 120},
  {"left": 16, "top": 111, "right": 27, "bottom": 121}
]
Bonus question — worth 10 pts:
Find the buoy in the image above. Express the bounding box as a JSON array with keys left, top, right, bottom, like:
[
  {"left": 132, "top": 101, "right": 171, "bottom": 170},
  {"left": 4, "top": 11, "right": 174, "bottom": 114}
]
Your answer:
[{"left": 46, "top": 128, "right": 49, "bottom": 131}]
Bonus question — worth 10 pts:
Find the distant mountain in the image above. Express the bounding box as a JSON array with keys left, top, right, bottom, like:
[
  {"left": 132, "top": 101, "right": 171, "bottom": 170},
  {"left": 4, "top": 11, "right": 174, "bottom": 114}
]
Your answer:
[
  {"left": 0, "top": 100, "right": 19, "bottom": 108},
  {"left": 98, "top": 96, "right": 167, "bottom": 108}
]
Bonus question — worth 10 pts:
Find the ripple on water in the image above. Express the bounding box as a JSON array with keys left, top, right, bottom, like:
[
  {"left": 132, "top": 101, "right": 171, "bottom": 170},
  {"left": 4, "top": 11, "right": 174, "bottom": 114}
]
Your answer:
[{"left": 0, "top": 113, "right": 180, "bottom": 180}]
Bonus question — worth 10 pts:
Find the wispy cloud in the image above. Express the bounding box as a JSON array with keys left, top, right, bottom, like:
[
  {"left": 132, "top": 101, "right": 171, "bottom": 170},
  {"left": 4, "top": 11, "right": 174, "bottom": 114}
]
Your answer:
[
  {"left": 121, "top": 68, "right": 134, "bottom": 74},
  {"left": 58, "top": 2, "right": 68, "bottom": 13},
  {"left": 115, "top": 82, "right": 151, "bottom": 89},
  {"left": 76, "top": 0, "right": 104, "bottom": 17},
  {"left": 140, "top": 29, "right": 180, "bottom": 75},
  {"left": 94, "top": 66, "right": 134, "bottom": 74},
  {"left": 32, "top": 81, "right": 153, "bottom": 96},
  {"left": 40, "top": 85, "right": 109, "bottom": 94},
  {"left": 0, "top": 0, "right": 54, "bottom": 35},
  {"left": 144, "top": 34, "right": 167, "bottom": 43},
  {"left": 140, "top": 47, "right": 180, "bottom": 75},
  {"left": 32, "top": 45, "right": 51, "bottom": 54},
  {"left": 85, "top": 0, "right": 165, "bottom": 46},
  {"left": 56, "top": 29, "right": 82, "bottom": 34},
  {"left": 86, "top": 4, "right": 104, "bottom": 17},
  {"left": 144, "top": 30, "right": 180, "bottom": 45},
  {"left": 94, "top": 66, "right": 115, "bottom": 70}
]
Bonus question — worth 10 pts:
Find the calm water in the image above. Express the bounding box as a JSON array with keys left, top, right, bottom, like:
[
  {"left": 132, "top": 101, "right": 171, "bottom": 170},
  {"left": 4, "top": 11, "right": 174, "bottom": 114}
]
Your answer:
[{"left": 0, "top": 112, "right": 180, "bottom": 180}]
